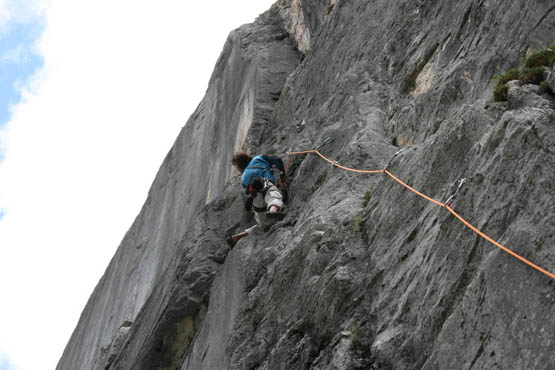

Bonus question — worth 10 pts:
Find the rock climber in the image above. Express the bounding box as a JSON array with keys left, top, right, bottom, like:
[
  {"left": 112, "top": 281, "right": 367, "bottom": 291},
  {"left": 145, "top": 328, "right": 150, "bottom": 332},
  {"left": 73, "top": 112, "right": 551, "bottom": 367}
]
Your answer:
[{"left": 227, "top": 151, "right": 286, "bottom": 247}]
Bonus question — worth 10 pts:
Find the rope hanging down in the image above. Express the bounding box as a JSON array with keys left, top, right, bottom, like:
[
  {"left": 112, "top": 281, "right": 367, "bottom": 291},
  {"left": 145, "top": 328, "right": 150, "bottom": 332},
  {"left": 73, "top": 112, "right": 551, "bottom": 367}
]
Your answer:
[{"left": 286, "top": 148, "right": 555, "bottom": 281}]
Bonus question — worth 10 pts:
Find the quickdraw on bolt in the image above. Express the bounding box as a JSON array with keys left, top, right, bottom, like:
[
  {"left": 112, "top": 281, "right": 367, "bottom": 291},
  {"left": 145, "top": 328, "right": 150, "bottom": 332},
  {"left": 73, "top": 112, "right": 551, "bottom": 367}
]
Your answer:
[
  {"left": 384, "top": 148, "right": 406, "bottom": 171},
  {"left": 445, "top": 178, "right": 466, "bottom": 207}
]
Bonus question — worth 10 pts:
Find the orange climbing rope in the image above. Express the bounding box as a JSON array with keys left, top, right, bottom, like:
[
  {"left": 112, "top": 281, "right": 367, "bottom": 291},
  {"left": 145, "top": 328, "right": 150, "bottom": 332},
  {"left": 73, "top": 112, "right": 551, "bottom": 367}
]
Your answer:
[
  {"left": 289, "top": 149, "right": 384, "bottom": 174},
  {"left": 444, "top": 206, "right": 555, "bottom": 280},
  {"left": 384, "top": 169, "right": 444, "bottom": 207},
  {"left": 287, "top": 149, "right": 555, "bottom": 281}
]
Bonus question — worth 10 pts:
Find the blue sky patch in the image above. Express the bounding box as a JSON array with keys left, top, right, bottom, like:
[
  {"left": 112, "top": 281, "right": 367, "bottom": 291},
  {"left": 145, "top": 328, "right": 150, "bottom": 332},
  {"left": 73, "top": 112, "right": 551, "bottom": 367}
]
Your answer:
[
  {"left": 0, "top": 352, "right": 19, "bottom": 370},
  {"left": 0, "top": 19, "right": 45, "bottom": 127}
]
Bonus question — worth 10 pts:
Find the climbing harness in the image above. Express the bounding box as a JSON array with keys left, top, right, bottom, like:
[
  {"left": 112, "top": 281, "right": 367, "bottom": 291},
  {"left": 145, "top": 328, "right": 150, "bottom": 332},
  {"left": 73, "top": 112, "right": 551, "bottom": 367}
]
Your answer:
[
  {"left": 285, "top": 147, "right": 555, "bottom": 281},
  {"left": 253, "top": 204, "right": 267, "bottom": 212}
]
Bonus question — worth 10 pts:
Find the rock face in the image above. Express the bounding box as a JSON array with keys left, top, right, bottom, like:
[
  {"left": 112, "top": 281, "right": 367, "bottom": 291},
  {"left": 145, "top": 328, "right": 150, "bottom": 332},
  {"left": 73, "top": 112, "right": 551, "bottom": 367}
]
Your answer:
[
  {"left": 56, "top": 7, "right": 300, "bottom": 370},
  {"left": 57, "top": 1, "right": 555, "bottom": 370}
]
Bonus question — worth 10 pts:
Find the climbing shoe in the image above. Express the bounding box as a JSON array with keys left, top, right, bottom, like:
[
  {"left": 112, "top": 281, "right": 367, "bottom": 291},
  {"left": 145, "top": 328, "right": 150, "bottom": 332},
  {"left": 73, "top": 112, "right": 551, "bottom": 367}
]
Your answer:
[{"left": 226, "top": 236, "right": 237, "bottom": 248}]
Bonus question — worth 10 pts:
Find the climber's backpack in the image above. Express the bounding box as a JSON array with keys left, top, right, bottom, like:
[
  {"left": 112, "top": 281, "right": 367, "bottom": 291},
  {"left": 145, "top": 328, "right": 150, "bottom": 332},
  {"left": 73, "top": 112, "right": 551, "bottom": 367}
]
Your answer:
[{"left": 244, "top": 154, "right": 288, "bottom": 203}]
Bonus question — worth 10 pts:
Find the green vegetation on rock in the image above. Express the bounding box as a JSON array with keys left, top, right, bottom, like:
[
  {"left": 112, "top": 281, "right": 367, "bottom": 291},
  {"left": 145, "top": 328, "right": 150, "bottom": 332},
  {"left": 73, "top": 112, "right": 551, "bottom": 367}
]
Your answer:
[
  {"left": 525, "top": 47, "right": 555, "bottom": 68},
  {"left": 519, "top": 66, "right": 545, "bottom": 85},
  {"left": 540, "top": 81, "right": 554, "bottom": 95},
  {"left": 362, "top": 190, "right": 372, "bottom": 208},
  {"left": 353, "top": 215, "right": 362, "bottom": 232},
  {"left": 493, "top": 46, "right": 554, "bottom": 101}
]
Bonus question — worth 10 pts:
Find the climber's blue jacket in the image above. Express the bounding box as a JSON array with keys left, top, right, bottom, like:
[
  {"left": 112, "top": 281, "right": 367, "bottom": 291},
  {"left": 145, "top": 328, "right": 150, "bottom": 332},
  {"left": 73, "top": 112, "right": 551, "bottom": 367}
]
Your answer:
[{"left": 241, "top": 155, "right": 284, "bottom": 188}]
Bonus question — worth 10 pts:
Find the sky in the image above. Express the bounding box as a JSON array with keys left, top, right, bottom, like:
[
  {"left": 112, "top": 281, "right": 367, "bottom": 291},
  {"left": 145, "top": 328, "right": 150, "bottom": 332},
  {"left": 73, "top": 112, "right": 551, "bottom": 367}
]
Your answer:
[{"left": 0, "top": 1, "right": 277, "bottom": 369}]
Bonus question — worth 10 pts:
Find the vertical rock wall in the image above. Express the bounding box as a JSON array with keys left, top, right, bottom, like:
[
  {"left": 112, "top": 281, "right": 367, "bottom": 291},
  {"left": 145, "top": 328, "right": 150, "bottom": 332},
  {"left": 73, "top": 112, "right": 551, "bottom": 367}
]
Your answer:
[
  {"left": 58, "top": 1, "right": 555, "bottom": 370},
  {"left": 222, "top": 1, "right": 555, "bottom": 369},
  {"left": 56, "top": 7, "right": 300, "bottom": 370}
]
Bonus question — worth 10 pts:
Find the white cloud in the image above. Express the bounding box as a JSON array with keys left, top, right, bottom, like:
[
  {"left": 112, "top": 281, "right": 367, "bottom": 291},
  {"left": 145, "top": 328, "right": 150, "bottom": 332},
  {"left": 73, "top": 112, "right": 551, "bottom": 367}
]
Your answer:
[
  {"left": 0, "top": 0, "right": 10, "bottom": 29},
  {"left": 0, "top": 0, "right": 48, "bottom": 33},
  {"left": 0, "top": 1, "right": 277, "bottom": 370},
  {"left": 1, "top": 44, "right": 31, "bottom": 63},
  {"left": 0, "top": 353, "right": 20, "bottom": 370}
]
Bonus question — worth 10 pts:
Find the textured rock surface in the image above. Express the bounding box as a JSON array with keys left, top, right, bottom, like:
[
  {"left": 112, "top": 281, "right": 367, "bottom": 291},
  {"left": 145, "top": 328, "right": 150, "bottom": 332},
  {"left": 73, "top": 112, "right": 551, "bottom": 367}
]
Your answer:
[
  {"left": 58, "top": 1, "right": 555, "bottom": 370},
  {"left": 56, "top": 7, "right": 299, "bottom": 370},
  {"left": 507, "top": 80, "right": 554, "bottom": 109},
  {"left": 546, "top": 67, "right": 555, "bottom": 92}
]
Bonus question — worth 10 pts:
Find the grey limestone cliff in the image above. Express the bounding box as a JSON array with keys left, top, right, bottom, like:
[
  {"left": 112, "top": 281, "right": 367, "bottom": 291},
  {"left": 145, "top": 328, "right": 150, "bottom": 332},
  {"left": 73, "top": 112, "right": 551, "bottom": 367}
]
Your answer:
[
  {"left": 58, "top": 1, "right": 555, "bottom": 370},
  {"left": 56, "top": 7, "right": 300, "bottom": 370}
]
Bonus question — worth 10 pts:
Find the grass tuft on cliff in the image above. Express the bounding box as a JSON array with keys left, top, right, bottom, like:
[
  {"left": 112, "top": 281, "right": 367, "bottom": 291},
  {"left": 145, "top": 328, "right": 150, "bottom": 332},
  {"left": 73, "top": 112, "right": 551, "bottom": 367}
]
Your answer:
[
  {"left": 493, "top": 45, "right": 554, "bottom": 102},
  {"left": 519, "top": 66, "right": 545, "bottom": 85},
  {"left": 493, "top": 69, "right": 520, "bottom": 101},
  {"left": 361, "top": 190, "right": 372, "bottom": 208},
  {"left": 525, "top": 47, "right": 555, "bottom": 68}
]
